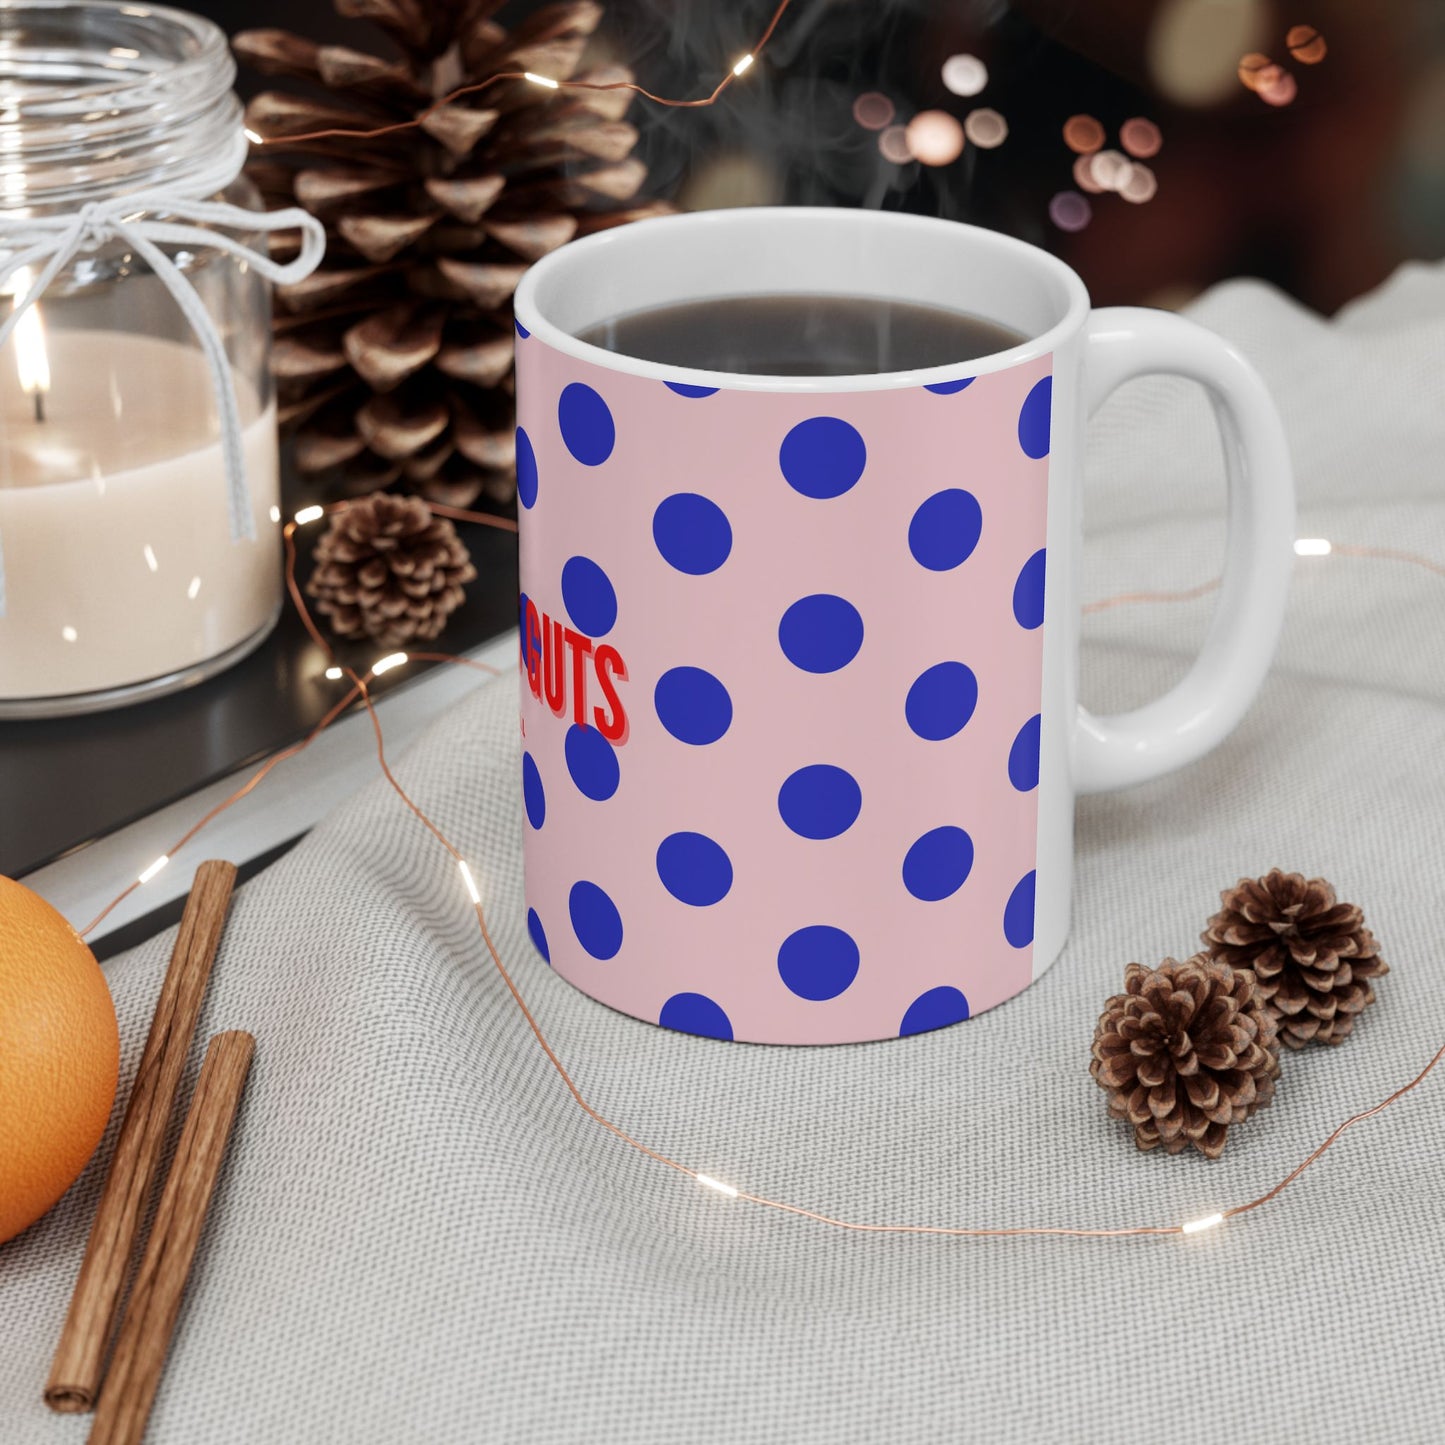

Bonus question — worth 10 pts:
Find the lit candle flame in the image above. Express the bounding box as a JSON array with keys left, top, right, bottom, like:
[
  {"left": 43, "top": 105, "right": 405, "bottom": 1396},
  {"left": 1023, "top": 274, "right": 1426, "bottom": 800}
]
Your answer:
[{"left": 7, "top": 267, "right": 50, "bottom": 422}]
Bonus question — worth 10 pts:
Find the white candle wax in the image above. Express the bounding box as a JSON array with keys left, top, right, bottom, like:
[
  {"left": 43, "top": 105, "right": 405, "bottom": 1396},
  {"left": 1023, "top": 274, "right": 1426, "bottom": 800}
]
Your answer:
[{"left": 0, "top": 330, "right": 281, "bottom": 702}]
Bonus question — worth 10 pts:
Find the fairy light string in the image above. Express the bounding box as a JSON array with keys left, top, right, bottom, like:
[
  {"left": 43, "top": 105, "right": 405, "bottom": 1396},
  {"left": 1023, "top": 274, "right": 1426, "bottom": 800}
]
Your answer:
[
  {"left": 69, "top": 493, "right": 1445, "bottom": 1244},
  {"left": 246, "top": 0, "right": 796, "bottom": 149},
  {"left": 69, "top": 5, "right": 1422, "bottom": 1246}
]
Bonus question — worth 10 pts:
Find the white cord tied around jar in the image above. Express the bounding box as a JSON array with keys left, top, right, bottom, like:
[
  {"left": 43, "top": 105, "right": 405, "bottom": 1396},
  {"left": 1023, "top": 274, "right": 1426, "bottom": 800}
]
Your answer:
[{"left": 0, "top": 135, "right": 326, "bottom": 616}]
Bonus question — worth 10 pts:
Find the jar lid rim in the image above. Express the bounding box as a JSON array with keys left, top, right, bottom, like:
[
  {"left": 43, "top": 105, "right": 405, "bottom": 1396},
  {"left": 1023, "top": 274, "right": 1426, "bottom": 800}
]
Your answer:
[
  {"left": 0, "top": 0, "right": 230, "bottom": 111},
  {"left": 0, "top": 0, "right": 239, "bottom": 208}
]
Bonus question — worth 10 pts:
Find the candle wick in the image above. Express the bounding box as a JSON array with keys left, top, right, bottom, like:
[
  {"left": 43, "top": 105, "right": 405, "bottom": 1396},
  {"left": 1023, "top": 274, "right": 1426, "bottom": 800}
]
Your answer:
[{"left": 33, "top": 390, "right": 45, "bottom": 424}]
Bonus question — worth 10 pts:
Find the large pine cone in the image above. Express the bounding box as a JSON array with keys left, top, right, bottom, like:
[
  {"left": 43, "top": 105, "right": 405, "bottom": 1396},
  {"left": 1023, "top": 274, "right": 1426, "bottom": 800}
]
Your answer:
[
  {"left": 1202, "top": 870, "right": 1388, "bottom": 1049},
  {"left": 235, "top": 0, "right": 670, "bottom": 508},
  {"left": 1091, "top": 956, "right": 1281, "bottom": 1159},
  {"left": 306, "top": 494, "right": 477, "bottom": 646}
]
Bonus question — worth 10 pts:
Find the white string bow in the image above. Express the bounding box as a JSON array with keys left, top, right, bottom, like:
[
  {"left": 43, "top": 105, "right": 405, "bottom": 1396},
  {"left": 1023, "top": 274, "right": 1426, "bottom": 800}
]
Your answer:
[{"left": 0, "top": 191, "right": 326, "bottom": 616}]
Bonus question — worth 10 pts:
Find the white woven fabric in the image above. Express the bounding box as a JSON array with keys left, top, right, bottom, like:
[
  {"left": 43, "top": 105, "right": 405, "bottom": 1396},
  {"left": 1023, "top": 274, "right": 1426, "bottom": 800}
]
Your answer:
[{"left": 3, "top": 265, "right": 1443, "bottom": 1444}]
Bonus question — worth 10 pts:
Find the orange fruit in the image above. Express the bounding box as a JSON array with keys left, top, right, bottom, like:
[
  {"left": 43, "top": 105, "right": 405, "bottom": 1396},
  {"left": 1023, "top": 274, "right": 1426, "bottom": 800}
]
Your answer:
[{"left": 0, "top": 876, "right": 119, "bottom": 1245}]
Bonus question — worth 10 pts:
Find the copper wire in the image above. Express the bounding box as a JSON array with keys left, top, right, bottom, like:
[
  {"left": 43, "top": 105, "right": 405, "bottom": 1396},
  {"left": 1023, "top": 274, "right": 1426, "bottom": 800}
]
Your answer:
[
  {"left": 78, "top": 505, "right": 1445, "bottom": 1242},
  {"left": 255, "top": 0, "right": 795, "bottom": 148},
  {"left": 1083, "top": 578, "right": 1221, "bottom": 614}
]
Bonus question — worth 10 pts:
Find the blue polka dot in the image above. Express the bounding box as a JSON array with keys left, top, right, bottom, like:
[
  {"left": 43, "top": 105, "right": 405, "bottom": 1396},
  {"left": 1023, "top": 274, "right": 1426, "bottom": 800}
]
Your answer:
[
  {"left": 565, "top": 724, "right": 619, "bottom": 801},
  {"left": 514, "top": 317, "right": 531, "bottom": 339},
  {"left": 778, "top": 594, "right": 864, "bottom": 674},
  {"left": 515, "top": 426, "right": 538, "bottom": 509},
  {"left": 777, "top": 925, "right": 860, "bottom": 1001},
  {"left": 924, "top": 376, "right": 974, "bottom": 395},
  {"left": 1018, "top": 376, "right": 1052, "bottom": 459},
  {"left": 652, "top": 493, "right": 732, "bottom": 575},
  {"left": 659, "top": 992, "right": 733, "bottom": 1040},
  {"left": 779, "top": 417, "right": 866, "bottom": 499},
  {"left": 521, "top": 751, "right": 545, "bottom": 829},
  {"left": 654, "top": 667, "right": 732, "bottom": 745},
  {"left": 778, "top": 765, "right": 862, "bottom": 840},
  {"left": 899, "top": 985, "right": 971, "bottom": 1036},
  {"left": 569, "top": 880, "right": 623, "bottom": 959},
  {"left": 908, "top": 489, "right": 982, "bottom": 572},
  {"left": 527, "top": 907, "right": 550, "bottom": 963},
  {"left": 558, "top": 382, "right": 615, "bottom": 466},
  {"left": 902, "top": 826, "right": 974, "bottom": 901},
  {"left": 656, "top": 832, "right": 733, "bottom": 906},
  {"left": 1013, "top": 549, "right": 1046, "bottom": 630},
  {"left": 665, "top": 381, "right": 719, "bottom": 398},
  {"left": 1008, "top": 714, "right": 1042, "bottom": 792},
  {"left": 905, "top": 662, "right": 978, "bottom": 741},
  {"left": 1004, "top": 871, "right": 1036, "bottom": 948},
  {"left": 561, "top": 555, "right": 617, "bottom": 637}
]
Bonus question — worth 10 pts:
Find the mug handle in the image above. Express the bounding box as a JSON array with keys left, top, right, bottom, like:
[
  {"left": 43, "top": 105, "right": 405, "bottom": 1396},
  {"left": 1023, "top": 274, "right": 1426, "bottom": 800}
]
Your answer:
[{"left": 1074, "top": 307, "right": 1296, "bottom": 794}]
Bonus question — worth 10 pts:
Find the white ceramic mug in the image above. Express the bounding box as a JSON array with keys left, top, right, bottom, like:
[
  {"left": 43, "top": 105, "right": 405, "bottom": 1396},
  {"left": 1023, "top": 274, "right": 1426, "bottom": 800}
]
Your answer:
[{"left": 513, "top": 208, "right": 1294, "bottom": 1044}]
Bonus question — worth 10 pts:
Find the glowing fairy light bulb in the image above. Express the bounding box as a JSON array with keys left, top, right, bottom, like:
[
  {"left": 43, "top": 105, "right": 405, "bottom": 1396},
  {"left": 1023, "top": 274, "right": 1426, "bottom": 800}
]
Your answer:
[
  {"left": 371, "top": 651, "right": 409, "bottom": 676},
  {"left": 696, "top": 1173, "right": 740, "bottom": 1198},
  {"left": 524, "top": 71, "right": 559, "bottom": 89},
  {"left": 1294, "top": 538, "right": 1332, "bottom": 556},
  {"left": 732, "top": 53, "right": 754, "bottom": 76},
  {"left": 294, "top": 504, "right": 324, "bottom": 525},
  {"left": 459, "top": 860, "right": 482, "bottom": 904},
  {"left": 243, "top": 126, "right": 264, "bottom": 145},
  {"left": 137, "top": 854, "right": 170, "bottom": 885},
  {"left": 1181, "top": 1212, "right": 1224, "bottom": 1235}
]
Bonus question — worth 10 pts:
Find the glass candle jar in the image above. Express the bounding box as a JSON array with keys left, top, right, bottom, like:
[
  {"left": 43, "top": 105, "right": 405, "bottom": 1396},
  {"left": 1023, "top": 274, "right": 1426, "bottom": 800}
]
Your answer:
[{"left": 0, "top": 1, "right": 290, "bottom": 716}]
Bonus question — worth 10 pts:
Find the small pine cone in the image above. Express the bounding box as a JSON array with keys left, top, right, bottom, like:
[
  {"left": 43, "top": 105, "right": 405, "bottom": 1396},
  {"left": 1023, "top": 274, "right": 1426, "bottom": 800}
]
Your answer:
[
  {"left": 1202, "top": 870, "right": 1388, "bottom": 1049},
  {"left": 306, "top": 494, "right": 477, "bottom": 648},
  {"left": 1091, "top": 956, "right": 1281, "bottom": 1159}
]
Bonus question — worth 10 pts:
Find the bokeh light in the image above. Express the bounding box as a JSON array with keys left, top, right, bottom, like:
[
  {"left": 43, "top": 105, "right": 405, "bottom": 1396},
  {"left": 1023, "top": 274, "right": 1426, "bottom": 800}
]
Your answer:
[
  {"left": 941, "top": 54, "right": 988, "bottom": 97},
  {"left": 1258, "top": 68, "right": 1298, "bottom": 106},
  {"left": 905, "top": 109, "right": 965, "bottom": 166},
  {"left": 1119, "top": 164, "right": 1159, "bottom": 204},
  {"left": 963, "top": 108, "right": 1008, "bottom": 149},
  {"left": 1287, "top": 24, "right": 1327, "bottom": 65},
  {"left": 1120, "top": 118, "right": 1163, "bottom": 159},
  {"left": 1049, "top": 191, "right": 1093, "bottom": 232},
  {"left": 1063, "top": 114, "right": 1106, "bottom": 154},
  {"left": 852, "top": 92, "right": 895, "bottom": 131},
  {"left": 1149, "top": 0, "right": 1269, "bottom": 106},
  {"left": 1088, "top": 148, "right": 1133, "bottom": 192},
  {"left": 1072, "top": 153, "right": 1104, "bottom": 194},
  {"left": 878, "top": 125, "right": 913, "bottom": 164},
  {"left": 1237, "top": 52, "right": 1272, "bottom": 91}
]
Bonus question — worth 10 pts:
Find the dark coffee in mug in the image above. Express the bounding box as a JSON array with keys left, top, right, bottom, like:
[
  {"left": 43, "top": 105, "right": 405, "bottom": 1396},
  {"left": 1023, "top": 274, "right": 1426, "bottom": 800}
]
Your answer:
[{"left": 577, "top": 293, "right": 1025, "bottom": 375}]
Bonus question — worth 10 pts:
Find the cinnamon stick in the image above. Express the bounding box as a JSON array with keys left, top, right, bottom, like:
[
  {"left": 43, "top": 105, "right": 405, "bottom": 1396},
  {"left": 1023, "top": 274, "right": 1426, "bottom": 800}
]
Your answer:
[
  {"left": 88, "top": 1032, "right": 255, "bottom": 1445},
  {"left": 46, "top": 860, "right": 238, "bottom": 1413}
]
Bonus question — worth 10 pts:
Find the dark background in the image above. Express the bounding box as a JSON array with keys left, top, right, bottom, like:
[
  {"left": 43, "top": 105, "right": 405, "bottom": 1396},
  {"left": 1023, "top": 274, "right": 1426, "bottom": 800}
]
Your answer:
[{"left": 205, "top": 0, "right": 1445, "bottom": 316}]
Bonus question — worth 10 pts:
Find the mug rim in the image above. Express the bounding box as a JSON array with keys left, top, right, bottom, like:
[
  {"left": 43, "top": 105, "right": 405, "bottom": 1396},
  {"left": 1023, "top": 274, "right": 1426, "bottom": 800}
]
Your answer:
[{"left": 514, "top": 206, "right": 1091, "bottom": 394}]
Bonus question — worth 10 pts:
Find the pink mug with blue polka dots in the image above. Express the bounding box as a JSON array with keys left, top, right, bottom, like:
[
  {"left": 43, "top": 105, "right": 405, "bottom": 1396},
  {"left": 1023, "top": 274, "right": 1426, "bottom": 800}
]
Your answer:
[{"left": 512, "top": 208, "right": 1294, "bottom": 1045}]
